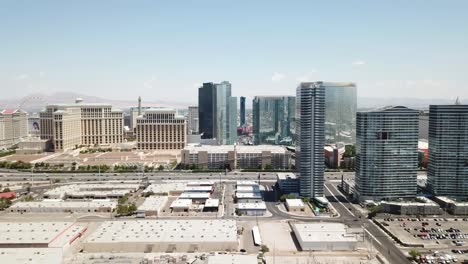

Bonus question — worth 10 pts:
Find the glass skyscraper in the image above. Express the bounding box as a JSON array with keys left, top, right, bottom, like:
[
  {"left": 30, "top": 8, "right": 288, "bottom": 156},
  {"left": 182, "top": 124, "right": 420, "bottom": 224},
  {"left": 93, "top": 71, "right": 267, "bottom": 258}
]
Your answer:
[
  {"left": 240, "top": 96, "right": 246, "bottom": 126},
  {"left": 198, "top": 81, "right": 237, "bottom": 145},
  {"left": 355, "top": 106, "right": 419, "bottom": 201},
  {"left": 427, "top": 104, "right": 468, "bottom": 198},
  {"left": 296, "top": 82, "right": 325, "bottom": 198},
  {"left": 252, "top": 96, "right": 296, "bottom": 145},
  {"left": 324, "top": 82, "right": 357, "bottom": 144}
]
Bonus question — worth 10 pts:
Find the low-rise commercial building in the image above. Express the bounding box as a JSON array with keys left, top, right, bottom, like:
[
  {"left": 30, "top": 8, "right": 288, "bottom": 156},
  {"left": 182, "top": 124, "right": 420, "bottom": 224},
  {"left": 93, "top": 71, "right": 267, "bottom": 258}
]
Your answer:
[
  {"left": 434, "top": 197, "right": 468, "bottom": 215},
  {"left": 16, "top": 137, "right": 48, "bottom": 154},
  {"left": 380, "top": 197, "right": 442, "bottom": 215},
  {"left": 285, "top": 199, "right": 306, "bottom": 212},
  {"left": 181, "top": 144, "right": 291, "bottom": 170},
  {"left": 9, "top": 200, "right": 116, "bottom": 213},
  {"left": 292, "top": 223, "right": 358, "bottom": 251},
  {"left": 204, "top": 198, "right": 219, "bottom": 212},
  {"left": 143, "top": 183, "right": 186, "bottom": 196},
  {"left": 237, "top": 202, "right": 266, "bottom": 216},
  {"left": 84, "top": 220, "right": 238, "bottom": 252},
  {"left": 179, "top": 192, "right": 211, "bottom": 203},
  {"left": 170, "top": 198, "right": 192, "bottom": 212},
  {"left": 277, "top": 173, "right": 299, "bottom": 194},
  {"left": 208, "top": 254, "right": 257, "bottom": 264},
  {"left": 44, "top": 183, "right": 139, "bottom": 200},
  {"left": 324, "top": 144, "right": 345, "bottom": 169},
  {"left": 136, "top": 196, "right": 168, "bottom": 217}
]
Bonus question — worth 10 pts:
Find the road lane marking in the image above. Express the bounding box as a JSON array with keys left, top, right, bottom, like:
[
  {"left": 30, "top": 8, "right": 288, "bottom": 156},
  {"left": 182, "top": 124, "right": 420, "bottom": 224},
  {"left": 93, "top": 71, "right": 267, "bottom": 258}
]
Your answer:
[
  {"left": 324, "top": 184, "right": 356, "bottom": 217},
  {"left": 364, "top": 228, "right": 383, "bottom": 246}
]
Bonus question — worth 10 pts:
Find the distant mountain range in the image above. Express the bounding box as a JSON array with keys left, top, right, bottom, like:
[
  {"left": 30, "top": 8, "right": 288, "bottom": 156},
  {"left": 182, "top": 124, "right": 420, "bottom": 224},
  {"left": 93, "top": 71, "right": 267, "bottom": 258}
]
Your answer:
[
  {"left": 0, "top": 92, "right": 192, "bottom": 113},
  {"left": 0, "top": 92, "right": 462, "bottom": 113}
]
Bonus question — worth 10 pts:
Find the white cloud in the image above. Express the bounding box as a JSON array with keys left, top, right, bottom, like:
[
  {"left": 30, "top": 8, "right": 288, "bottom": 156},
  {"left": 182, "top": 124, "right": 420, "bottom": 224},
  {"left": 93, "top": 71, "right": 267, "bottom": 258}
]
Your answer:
[
  {"left": 39, "top": 71, "right": 45, "bottom": 78},
  {"left": 271, "top": 72, "right": 285, "bottom": 82},
  {"left": 352, "top": 60, "right": 366, "bottom": 66},
  {"left": 295, "top": 69, "right": 318, "bottom": 82},
  {"left": 14, "top": 74, "right": 29, "bottom": 80}
]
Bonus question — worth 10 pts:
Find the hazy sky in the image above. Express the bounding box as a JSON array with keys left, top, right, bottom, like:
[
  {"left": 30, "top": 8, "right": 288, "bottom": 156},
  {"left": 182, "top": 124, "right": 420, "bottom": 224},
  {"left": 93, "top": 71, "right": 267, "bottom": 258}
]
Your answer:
[{"left": 1, "top": 0, "right": 467, "bottom": 104}]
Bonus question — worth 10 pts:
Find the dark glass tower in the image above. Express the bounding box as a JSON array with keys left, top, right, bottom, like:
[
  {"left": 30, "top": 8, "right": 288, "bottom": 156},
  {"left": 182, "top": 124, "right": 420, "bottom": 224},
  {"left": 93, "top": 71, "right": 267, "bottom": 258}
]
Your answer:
[
  {"left": 355, "top": 106, "right": 419, "bottom": 201},
  {"left": 427, "top": 104, "right": 468, "bottom": 198},
  {"left": 296, "top": 82, "right": 325, "bottom": 198},
  {"left": 198, "top": 82, "right": 216, "bottom": 139},
  {"left": 240, "top": 96, "right": 246, "bottom": 126}
]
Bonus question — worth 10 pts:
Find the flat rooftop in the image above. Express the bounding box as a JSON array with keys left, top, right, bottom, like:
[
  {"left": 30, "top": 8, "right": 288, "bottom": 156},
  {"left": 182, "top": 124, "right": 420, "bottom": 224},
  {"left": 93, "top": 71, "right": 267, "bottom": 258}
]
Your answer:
[
  {"left": 236, "top": 192, "right": 262, "bottom": 199},
  {"left": 180, "top": 192, "right": 211, "bottom": 199},
  {"left": 184, "top": 186, "right": 213, "bottom": 192},
  {"left": 170, "top": 199, "right": 192, "bottom": 208},
  {"left": 208, "top": 254, "right": 258, "bottom": 264},
  {"left": 277, "top": 172, "right": 297, "bottom": 180},
  {"left": 0, "top": 222, "right": 86, "bottom": 247},
  {"left": 44, "top": 183, "right": 139, "bottom": 198},
  {"left": 286, "top": 199, "right": 305, "bottom": 208},
  {"left": 10, "top": 200, "right": 117, "bottom": 209},
  {"left": 292, "top": 223, "right": 358, "bottom": 243},
  {"left": 236, "top": 181, "right": 258, "bottom": 186},
  {"left": 205, "top": 199, "right": 220, "bottom": 208},
  {"left": 236, "top": 186, "right": 260, "bottom": 193},
  {"left": 0, "top": 248, "right": 63, "bottom": 264},
  {"left": 86, "top": 220, "right": 238, "bottom": 244},
  {"left": 237, "top": 202, "right": 266, "bottom": 210},
  {"left": 137, "top": 196, "right": 168, "bottom": 211},
  {"left": 143, "top": 183, "right": 186, "bottom": 194}
]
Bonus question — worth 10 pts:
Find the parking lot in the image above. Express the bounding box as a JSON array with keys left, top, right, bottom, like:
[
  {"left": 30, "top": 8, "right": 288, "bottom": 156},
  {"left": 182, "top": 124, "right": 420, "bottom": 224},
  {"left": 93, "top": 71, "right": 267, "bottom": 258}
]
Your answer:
[{"left": 377, "top": 217, "right": 468, "bottom": 263}]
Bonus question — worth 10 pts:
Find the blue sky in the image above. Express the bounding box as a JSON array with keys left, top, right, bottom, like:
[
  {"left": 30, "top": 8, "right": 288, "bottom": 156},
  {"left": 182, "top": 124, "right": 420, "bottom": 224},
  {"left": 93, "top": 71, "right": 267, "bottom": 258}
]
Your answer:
[{"left": 1, "top": 0, "right": 467, "bottom": 104}]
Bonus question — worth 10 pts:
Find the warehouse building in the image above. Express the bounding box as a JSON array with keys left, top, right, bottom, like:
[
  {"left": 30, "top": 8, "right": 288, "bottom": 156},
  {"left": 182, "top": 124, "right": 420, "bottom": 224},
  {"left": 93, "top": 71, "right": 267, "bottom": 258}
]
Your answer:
[
  {"left": 208, "top": 254, "right": 257, "bottom": 264},
  {"left": 236, "top": 192, "right": 262, "bottom": 203},
  {"left": 44, "top": 183, "right": 139, "bottom": 200},
  {"left": 181, "top": 144, "right": 291, "bottom": 170},
  {"left": 84, "top": 220, "right": 238, "bottom": 252},
  {"left": 237, "top": 202, "right": 267, "bottom": 216},
  {"left": 143, "top": 183, "right": 186, "bottom": 196},
  {"left": 203, "top": 198, "right": 219, "bottom": 212},
  {"left": 170, "top": 199, "right": 192, "bottom": 212},
  {"left": 9, "top": 199, "right": 116, "bottom": 213},
  {"left": 0, "top": 248, "right": 63, "bottom": 264},
  {"left": 136, "top": 196, "right": 168, "bottom": 217},
  {"left": 0, "top": 222, "right": 87, "bottom": 250},
  {"left": 292, "top": 223, "right": 358, "bottom": 251},
  {"left": 285, "top": 199, "right": 306, "bottom": 212}
]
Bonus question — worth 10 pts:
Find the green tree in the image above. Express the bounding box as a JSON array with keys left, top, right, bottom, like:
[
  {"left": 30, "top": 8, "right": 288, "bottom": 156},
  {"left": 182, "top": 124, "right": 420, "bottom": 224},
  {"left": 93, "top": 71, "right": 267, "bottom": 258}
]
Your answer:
[
  {"left": 2, "top": 188, "right": 11, "bottom": 193},
  {"left": 128, "top": 203, "right": 137, "bottom": 213},
  {"left": 260, "top": 245, "right": 269, "bottom": 253},
  {"left": 408, "top": 250, "right": 420, "bottom": 259},
  {"left": 344, "top": 145, "right": 356, "bottom": 157},
  {"left": 157, "top": 165, "right": 164, "bottom": 171}
]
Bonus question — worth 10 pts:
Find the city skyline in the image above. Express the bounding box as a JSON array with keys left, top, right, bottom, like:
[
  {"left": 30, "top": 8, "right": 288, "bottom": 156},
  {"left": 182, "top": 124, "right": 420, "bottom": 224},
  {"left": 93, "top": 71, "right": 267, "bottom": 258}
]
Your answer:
[{"left": 1, "top": 1, "right": 468, "bottom": 103}]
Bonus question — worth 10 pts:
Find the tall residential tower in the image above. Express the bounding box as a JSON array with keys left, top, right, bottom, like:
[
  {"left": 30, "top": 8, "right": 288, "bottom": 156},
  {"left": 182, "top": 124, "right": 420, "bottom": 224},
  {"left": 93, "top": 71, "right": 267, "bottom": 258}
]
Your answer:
[
  {"left": 296, "top": 82, "right": 325, "bottom": 198},
  {"left": 427, "top": 104, "right": 468, "bottom": 198},
  {"left": 355, "top": 106, "right": 419, "bottom": 201}
]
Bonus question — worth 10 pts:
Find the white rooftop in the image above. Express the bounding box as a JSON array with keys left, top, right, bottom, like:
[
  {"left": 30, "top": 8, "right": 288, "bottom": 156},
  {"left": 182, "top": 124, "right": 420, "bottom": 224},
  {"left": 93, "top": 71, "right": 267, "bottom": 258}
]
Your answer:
[
  {"left": 277, "top": 172, "right": 297, "bottom": 180},
  {"left": 0, "top": 248, "right": 63, "bottom": 264},
  {"left": 236, "top": 181, "right": 258, "bottom": 186},
  {"left": 144, "top": 183, "right": 186, "bottom": 195},
  {"left": 208, "top": 254, "right": 257, "bottom": 264},
  {"left": 86, "top": 220, "right": 237, "bottom": 244},
  {"left": 286, "top": 199, "right": 305, "bottom": 208},
  {"left": 10, "top": 200, "right": 117, "bottom": 210},
  {"left": 236, "top": 192, "right": 262, "bottom": 199},
  {"left": 0, "top": 222, "right": 86, "bottom": 247},
  {"left": 292, "top": 223, "right": 357, "bottom": 243},
  {"left": 170, "top": 199, "right": 192, "bottom": 208},
  {"left": 137, "top": 196, "right": 168, "bottom": 212},
  {"left": 187, "top": 181, "right": 215, "bottom": 186},
  {"left": 236, "top": 186, "right": 260, "bottom": 193},
  {"left": 237, "top": 202, "right": 267, "bottom": 210},
  {"left": 44, "top": 183, "right": 139, "bottom": 199},
  {"left": 184, "top": 186, "right": 213, "bottom": 192},
  {"left": 205, "top": 199, "right": 220, "bottom": 208},
  {"left": 180, "top": 192, "right": 211, "bottom": 199}
]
